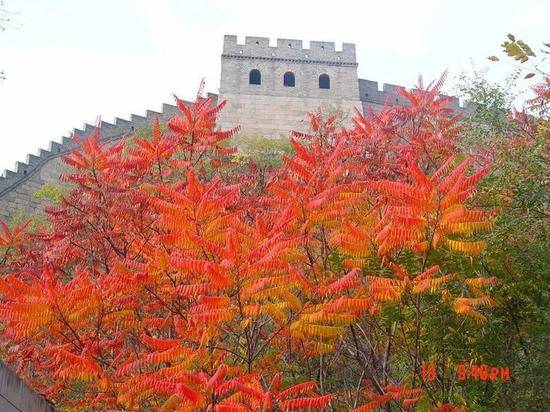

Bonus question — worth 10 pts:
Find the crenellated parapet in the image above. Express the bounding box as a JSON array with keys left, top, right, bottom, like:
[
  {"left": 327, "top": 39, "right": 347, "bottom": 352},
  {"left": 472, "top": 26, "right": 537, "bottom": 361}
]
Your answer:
[
  {"left": 359, "top": 78, "right": 471, "bottom": 113},
  {"left": 218, "top": 35, "right": 363, "bottom": 136},
  {"left": 0, "top": 101, "right": 186, "bottom": 196},
  {"left": 0, "top": 96, "right": 214, "bottom": 220},
  {"left": 222, "top": 35, "right": 357, "bottom": 66},
  {"left": 1, "top": 34, "right": 476, "bottom": 221}
]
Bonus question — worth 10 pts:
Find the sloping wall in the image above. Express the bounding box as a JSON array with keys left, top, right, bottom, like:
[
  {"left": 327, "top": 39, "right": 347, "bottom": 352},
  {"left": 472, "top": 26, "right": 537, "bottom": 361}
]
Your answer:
[
  {"left": 0, "top": 361, "right": 55, "bottom": 412},
  {"left": 0, "top": 98, "right": 208, "bottom": 221}
]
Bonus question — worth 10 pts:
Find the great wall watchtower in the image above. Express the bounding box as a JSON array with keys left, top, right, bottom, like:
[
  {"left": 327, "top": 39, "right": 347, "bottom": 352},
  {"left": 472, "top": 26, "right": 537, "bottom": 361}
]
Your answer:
[
  {"left": 216, "top": 35, "right": 363, "bottom": 137},
  {"left": 0, "top": 34, "right": 469, "bottom": 221}
]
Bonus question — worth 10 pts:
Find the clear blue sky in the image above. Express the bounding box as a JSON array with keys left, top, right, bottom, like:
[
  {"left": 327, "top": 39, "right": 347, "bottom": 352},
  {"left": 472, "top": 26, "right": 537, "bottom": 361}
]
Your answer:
[{"left": 0, "top": 0, "right": 548, "bottom": 171}]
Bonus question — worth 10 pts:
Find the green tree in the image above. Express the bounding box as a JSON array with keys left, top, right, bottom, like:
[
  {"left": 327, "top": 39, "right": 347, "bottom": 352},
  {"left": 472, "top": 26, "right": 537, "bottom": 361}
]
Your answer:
[{"left": 456, "top": 69, "right": 549, "bottom": 410}]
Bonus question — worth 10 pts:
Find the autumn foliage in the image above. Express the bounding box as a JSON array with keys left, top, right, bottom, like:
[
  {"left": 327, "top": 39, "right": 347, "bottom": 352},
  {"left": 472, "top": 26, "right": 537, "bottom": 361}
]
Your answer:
[{"left": 0, "top": 78, "right": 504, "bottom": 411}]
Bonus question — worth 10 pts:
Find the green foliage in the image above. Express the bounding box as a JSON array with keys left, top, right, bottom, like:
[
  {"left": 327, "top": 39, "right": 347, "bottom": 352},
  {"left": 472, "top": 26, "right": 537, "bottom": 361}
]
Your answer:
[
  {"left": 34, "top": 183, "right": 64, "bottom": 203},
  {"left": 456, "top": 69, "right": 518, "bottom": 146},
  {"left": 231, "top": 133, "right": 292, "bottom": 167},
  {"left": 480, "top": 135, "right": 549, "bottom": 410},
  {"left": 455, "top": 72, "right": 550, "bottom": 410},
  {"left": 4, "top": 210, "right": 46, "bottom": 236}
]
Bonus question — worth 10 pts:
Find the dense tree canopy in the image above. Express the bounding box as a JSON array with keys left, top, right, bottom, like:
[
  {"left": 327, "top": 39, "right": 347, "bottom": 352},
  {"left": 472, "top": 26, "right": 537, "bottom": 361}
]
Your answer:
[{"left": 0, "top": 74, "right": 548, "bottom": 411}]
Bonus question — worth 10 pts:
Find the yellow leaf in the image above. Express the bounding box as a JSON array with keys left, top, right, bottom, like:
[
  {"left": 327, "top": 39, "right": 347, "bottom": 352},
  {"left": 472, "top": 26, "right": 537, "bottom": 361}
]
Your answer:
[{"left": 445, "top": 239, "right": 486, "bottom": 255}]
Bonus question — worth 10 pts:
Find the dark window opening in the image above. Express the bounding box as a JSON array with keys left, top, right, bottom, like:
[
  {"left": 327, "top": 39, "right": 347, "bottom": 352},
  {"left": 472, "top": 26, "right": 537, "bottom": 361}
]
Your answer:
[
  {"left": 283, "top": 71, "right": 295, "bottom": 87},
  {"left": 319, "top": 74, "right": 330, "bottom": 89},
  {"left": 249, "top": 69, "right": 261, "bottom": 85}
]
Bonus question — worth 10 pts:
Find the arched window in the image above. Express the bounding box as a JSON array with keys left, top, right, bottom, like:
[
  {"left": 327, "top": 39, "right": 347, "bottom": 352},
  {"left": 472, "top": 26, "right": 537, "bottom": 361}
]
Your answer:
[
  {"left": 249, "top": 69, "right": 261, "bottom": 85},
  {"left": 283, "top": 72, "right": 295, "bottom": 87},
  {"left": 319, "top": 74, "right": 330, "bottom": 89}
]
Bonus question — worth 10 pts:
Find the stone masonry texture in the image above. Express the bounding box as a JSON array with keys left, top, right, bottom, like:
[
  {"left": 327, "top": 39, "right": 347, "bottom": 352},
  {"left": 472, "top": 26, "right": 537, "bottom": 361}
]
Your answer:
[
  {"left": 0, "top": 35, "right": 469, "bottom": 221},
  {"left": 0, "top": 360, "right": 56, "bottom": 411},
  {"left": 216, "top": 35, "right": 363, "bottom": 136}
]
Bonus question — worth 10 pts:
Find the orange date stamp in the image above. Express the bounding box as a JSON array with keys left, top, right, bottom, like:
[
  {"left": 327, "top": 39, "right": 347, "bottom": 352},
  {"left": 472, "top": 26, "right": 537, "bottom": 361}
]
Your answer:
[{"left": 421, "top": 363, "right": 511, "bottom": 382}]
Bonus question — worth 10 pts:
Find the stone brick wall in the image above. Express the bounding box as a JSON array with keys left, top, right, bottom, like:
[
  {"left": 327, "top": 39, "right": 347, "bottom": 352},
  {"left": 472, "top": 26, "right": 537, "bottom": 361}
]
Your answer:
[
  {"left": 358, "top": 78, "right": 470, "bottom": 115},
  {"left": 219, "top": 35, "right": 359, "bottom": 99},
  {"left": 0, "top": 361, "right": 55, "bottom": 411},
  {"left": 217, "top": 35, "right": 363, "bottom": 137},
  {"left": 218, "top": 93, "right": 361, "bottom": 137},
  {"left": 0, "top": 102, "right": 186, "bottom": 221},
  {"left": 0, "top": 34, "right": 471, "bottom": 222},
  {"left": 0, "top": 158, "right": 63, "bottom": 221}
]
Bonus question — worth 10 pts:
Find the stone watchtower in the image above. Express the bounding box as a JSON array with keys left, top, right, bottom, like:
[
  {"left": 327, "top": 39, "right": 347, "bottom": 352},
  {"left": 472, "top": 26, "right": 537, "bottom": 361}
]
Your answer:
[
  {"left": 0, "top": 34, "right": 468, "bottom": 222},
  {"left": 216, "top": 35, "right": 362, "bottom": 137}
]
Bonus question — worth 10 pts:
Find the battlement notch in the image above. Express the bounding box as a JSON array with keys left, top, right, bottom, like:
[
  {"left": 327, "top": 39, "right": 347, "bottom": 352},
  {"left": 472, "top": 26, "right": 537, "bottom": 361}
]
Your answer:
[{"left": 222, "top": 34, "right": 357, "bottom": 65}]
